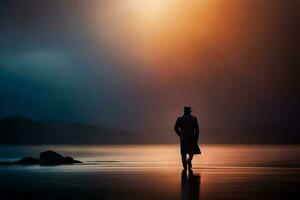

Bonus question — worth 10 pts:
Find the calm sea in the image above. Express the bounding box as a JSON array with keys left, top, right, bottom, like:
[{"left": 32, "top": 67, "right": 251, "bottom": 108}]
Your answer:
[{"left": 1, "top": 144, "right": 300, "bottom": 169}]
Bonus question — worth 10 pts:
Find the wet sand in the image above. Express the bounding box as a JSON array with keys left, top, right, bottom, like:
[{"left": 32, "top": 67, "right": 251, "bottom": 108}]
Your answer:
[
  {"left": 1, "top": 167, "right": 300, "bottom": 200},
  {"left": 1, "top": 145, "right": 300, "bottom": 199}
]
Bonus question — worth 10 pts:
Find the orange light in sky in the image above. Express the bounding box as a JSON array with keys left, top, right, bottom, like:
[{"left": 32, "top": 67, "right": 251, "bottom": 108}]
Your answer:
[
  {"left": 95, "top": 0, "right": 222, "bottom": 78},
  {"left": 127, "top": 0, "right": 171, "bottom": 22}
]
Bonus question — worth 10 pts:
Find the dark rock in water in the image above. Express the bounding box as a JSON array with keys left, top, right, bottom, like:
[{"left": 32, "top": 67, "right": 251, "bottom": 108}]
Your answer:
[
  {"left": 1, "top": 151, "right": 82, "bottom": 166},
  {"left": 39, "top": 150, "right": 81, "bottom": 165},
  {"left": 64, "top": 156, "right": 81, "bottom": 164},
  {"left": 14, "top": 157, "right": 40, "bottom": 165},
  {"left": 39, "top": 151, "right": 66, "bottom": 165}
]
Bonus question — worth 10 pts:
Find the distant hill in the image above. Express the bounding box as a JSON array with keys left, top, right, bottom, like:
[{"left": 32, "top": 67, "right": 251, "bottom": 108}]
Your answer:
[
  {"left": 0, "top": 116, "right": 177, "bottom": 144},
  {"left": 0, "top": 116, "right": 299, "bottom": 144},
  {"left": 0, "top": 116, "right": 130, "bottom": 144}
]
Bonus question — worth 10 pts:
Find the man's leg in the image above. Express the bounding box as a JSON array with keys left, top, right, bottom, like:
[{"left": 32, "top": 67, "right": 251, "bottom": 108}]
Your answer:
[
  {"left": 181, "top": 154, "right": 187, "bottom": 169},
  {"left": 187, "top": 153, "right": 194, "bottom": 169}
]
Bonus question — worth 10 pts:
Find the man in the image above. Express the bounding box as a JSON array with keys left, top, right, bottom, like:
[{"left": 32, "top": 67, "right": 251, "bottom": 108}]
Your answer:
[{"left": 174, "top": 106, "right": 201, "bottom": 170}]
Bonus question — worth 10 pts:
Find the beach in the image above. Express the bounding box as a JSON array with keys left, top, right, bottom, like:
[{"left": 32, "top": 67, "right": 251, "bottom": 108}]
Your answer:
[{"left": 1, "top": 145, "right": 300, "bottom": 200}]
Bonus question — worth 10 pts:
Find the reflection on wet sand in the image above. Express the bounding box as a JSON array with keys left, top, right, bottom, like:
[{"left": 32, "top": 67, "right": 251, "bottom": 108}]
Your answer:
[
  {"left": 181, "top": 169, "right": 201, "bottom": 200},
  {"left": 1, "top": 168, "right": 300, "bottom": 200}
]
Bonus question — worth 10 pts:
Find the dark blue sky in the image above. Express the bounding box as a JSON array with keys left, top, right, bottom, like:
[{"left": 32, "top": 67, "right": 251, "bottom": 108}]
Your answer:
[{"left": 0, "top": 0, "right": 298, "bottom": 132}]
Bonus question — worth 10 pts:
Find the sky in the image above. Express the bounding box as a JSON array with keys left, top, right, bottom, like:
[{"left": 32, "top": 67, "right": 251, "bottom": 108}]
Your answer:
[{"left": 0, "top": 0, "right": 298, "bottom": 132}]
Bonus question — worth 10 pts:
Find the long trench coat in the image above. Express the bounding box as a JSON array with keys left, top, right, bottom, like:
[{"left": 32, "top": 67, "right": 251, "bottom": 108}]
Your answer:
[{"left": 174, "top": 114, "right": 201, "bottom": 155}]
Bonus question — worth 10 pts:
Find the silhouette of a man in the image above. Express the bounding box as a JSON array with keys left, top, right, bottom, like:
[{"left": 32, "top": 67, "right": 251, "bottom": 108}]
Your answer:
[{"left": 174, "top": 106, "right": 200, "bottom": 169}]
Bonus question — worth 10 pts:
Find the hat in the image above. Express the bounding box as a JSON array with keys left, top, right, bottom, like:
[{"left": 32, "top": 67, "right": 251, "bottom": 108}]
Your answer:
[{"left": 183, "top": 106, "right": 192, "bottom": 113}]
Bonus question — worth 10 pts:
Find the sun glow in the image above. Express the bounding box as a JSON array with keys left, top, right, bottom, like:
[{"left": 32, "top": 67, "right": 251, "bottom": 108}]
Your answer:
[
  {"left": 96, "top": 0, "right": 220, "bottom": 77},
  {"left": 128, "top": 0, "right": 171, "bottom": 21}
]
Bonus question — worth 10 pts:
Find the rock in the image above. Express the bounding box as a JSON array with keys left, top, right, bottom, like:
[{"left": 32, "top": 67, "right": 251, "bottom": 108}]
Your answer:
[
  {"left": 2, "top": 151, "right": 81, "bottom": 166},
  {"left": 39, "top": 150, "right": 66, "bottom": 165},
  {"left": 39, "top": 150, "right": 81, "bottom": 165},
  {"left": 14, "top": 157, "right": 40, "bottom": 165},
  {"left": 64, "top": 156, "right": 81, "bottom": 164}
]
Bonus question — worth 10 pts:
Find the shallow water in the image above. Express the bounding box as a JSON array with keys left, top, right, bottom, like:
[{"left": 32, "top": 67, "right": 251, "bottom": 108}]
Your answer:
[{"left": 0, "top": 144, "right": 300, "bottom": 169}]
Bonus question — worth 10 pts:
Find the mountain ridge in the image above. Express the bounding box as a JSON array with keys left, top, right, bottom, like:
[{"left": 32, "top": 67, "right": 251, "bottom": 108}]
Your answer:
[{"left": 0, "top": 115, "right": 299, "bottom": 144}]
